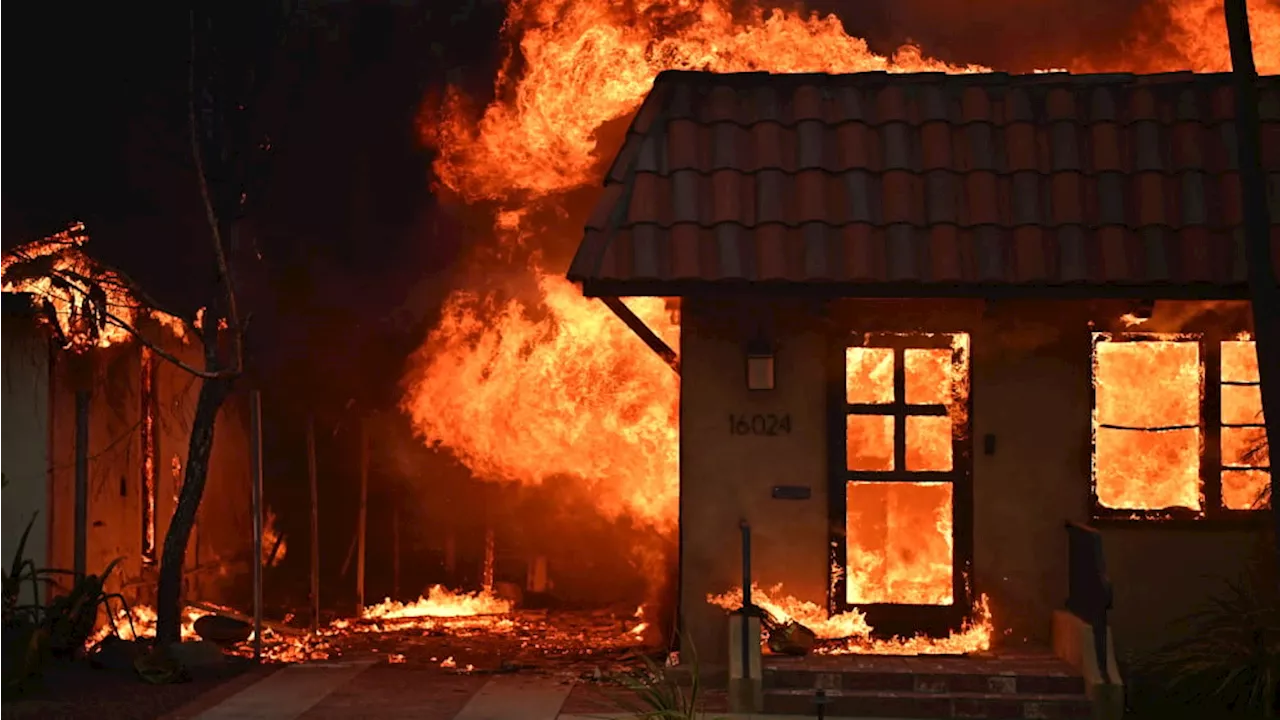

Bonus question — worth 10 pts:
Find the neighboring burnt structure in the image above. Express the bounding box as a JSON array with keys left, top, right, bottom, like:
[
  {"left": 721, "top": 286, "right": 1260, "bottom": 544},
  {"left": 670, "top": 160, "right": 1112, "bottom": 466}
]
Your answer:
[
  {"left": 2, "top": 256, "right": 254, "bottom": 610},
  {"left": 569, "top": 70, "right": 1280, "bottom": 665}
]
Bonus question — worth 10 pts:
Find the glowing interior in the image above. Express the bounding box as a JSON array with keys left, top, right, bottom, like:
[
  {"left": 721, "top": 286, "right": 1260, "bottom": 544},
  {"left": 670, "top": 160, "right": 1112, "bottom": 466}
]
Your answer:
[
  {"left": 1221, "top": 341, "right": 1270, "bottom": 510},
  {"left": 844, "top": 339, "right": 963, "bottom": 606},
  {"left": 1093, "top": 339, "right": 1202, "bottom": 511},
  {"left": 846, "top": 481, "right": 954, "bottom": 606}
]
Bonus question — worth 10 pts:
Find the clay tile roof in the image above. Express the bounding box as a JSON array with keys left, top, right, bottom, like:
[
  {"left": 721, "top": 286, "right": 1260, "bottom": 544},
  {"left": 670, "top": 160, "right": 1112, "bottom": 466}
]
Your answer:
[{"left": 568, "top": 70, "right": 1280, "bottom": 297}]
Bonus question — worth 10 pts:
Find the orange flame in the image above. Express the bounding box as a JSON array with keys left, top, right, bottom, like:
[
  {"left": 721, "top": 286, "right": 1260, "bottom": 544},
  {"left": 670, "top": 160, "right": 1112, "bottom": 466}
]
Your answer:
[
  {"left": 430, "top": 0, "right": 989, "bottom": 203},
  {"left": 707, "top": 584, "right": 992, "bottom": 655},
  {"left": 362, "top": 585, "right": 512, "bottom": 620},
  {"left": 1, "top": 223, "right": 186, "bottom": 349},
  {"left": 402, "top": 275, "right": 679, "bottom": 528},
  {"left": 1138, "top": 0, "right": 1280, "bottom": 73}
]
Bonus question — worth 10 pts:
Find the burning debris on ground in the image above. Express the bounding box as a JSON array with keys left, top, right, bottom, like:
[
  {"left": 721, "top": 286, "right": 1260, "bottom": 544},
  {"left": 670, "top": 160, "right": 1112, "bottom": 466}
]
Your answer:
[
  {"left": 707, "top": 584, "right": 994, "bottom": 656},
  {"left": 85, "top": 587, "right": 657, "bottom": 675}
]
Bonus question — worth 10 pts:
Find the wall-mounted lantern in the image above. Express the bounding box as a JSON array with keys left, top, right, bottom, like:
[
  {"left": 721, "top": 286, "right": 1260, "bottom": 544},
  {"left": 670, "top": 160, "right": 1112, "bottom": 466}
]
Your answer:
[{"left": 745, "top": 338, "right": 776, "bottom": 391}]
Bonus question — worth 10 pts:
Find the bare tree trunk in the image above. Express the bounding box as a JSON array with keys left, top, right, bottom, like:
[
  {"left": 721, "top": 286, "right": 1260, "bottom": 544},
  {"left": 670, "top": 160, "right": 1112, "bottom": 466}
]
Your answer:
[
  {"left": 154, "top": 374, "right": 232, "bottom": 645},
  {"left": 1224, "top": 0, "right": 1280, "bottom": 574}
]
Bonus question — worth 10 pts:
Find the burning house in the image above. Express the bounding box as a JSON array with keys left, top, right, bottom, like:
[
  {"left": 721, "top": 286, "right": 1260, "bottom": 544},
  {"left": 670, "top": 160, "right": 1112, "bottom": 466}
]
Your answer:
[
  {"left": 568, "top": 68, "right": 1280, "bottom": 676},
  {"left": 2, "top": 225, "right": 255, "bottom": 612}
]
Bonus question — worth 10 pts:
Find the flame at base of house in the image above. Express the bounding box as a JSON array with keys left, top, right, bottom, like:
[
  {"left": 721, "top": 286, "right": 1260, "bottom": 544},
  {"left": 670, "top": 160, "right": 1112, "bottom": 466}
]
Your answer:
[{"left": 707, "top": 584, "right": 993, "bottom": 656}]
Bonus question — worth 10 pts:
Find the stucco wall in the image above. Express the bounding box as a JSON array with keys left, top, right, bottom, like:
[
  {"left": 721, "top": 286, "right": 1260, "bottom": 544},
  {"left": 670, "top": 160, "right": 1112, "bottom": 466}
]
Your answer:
[
  {"left": 2, "top": 316, "right": 50, "bottom": 574},
  {"left": 679, "top": 296, "right": 830, "bottom": 665},
  {"left": 679, "top": 297, "right": 1263, "bottom": 665}
]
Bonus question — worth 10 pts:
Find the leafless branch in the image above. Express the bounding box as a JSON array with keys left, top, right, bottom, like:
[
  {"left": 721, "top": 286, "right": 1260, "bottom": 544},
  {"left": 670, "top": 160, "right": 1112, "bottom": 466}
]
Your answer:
[
  {"left": 51, "top": 264, "right": 201, "bottom": 341},
  {"left": 100, "top": 307, "right": 237, "bottom": 380}
]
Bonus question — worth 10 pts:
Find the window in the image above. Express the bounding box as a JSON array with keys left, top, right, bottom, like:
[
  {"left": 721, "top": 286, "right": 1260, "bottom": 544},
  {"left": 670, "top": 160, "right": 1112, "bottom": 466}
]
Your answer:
[
  {"left": 1221, "top": 341, "right": 1270, "bottom": 510},
  {"left": 1091, "top": 333, "right": 1270, "bottom": 519}
]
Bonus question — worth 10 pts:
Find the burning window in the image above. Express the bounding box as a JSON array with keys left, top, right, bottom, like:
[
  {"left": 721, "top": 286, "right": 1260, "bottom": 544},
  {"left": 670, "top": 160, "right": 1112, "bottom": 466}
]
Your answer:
[
  {"left": 842, "top": 334, "right": 969, "bottom": 607},
  {"left": 1221, "top": 341, "right": 1269, "bottom": 510},
  {"left": 1092, "top": 337, "right": 1202, "bottom": 512},
  {"left": 1091, "top": 335, "right": 1269, "bottom": 517}
]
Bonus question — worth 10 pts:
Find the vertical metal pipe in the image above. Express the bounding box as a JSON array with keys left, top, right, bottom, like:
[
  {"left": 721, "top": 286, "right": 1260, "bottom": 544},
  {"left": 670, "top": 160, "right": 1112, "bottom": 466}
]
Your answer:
[
  {"left": 307, "top": 415, "right": 320, "bottom": 634},
  {"left": 356, "top": 417, "right": 369, "bottom": 613},
  {"left": 73, "top": 390, "right": 90, "bottom": 578},
  {"left": 392, "top": 505, "right": 400, "bottom": 600},
  {"left": 739, "top": 519, "right": 752, "bottom": 680},
  {"left": 249, "top": 390, "right": 264, "bottom": 662}
]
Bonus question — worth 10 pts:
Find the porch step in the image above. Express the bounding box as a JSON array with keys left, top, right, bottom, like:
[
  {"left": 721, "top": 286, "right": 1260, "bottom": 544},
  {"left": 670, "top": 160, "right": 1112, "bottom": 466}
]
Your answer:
[
  {"left": 763, "top": 687, "right": 1093, "bottom": 719},
  {"left": 759, "top": 652, "right": 1090, "bottom": 718}
]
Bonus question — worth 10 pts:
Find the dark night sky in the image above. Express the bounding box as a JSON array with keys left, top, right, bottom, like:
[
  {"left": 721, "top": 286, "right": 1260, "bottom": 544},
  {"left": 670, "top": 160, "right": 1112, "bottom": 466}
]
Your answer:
[{"left": 5, "top": 1, "right": 508, "bottom": 413}]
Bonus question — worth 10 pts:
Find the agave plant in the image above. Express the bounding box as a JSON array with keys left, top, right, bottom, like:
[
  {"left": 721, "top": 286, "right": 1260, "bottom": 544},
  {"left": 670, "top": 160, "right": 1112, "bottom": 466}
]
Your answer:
[
  {"left": 1140, "top": 564, "right": 1280, "bottom": 717},
  {"left": 3, "top": 515, "right": 53, "bottom": 692},
  {"left": 614, "top": 637, "right": 722, "bottom": 720},
  {"left": 45, "top": 556, "right": 131, "bottom": 659},
  {"left": 2, "top": 513, "right": 138, "bottom": 692}
]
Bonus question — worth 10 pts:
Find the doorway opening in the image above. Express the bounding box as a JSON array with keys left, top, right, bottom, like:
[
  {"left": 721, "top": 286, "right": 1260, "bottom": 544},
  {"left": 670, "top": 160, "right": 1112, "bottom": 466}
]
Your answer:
[{"left": 831, "top": 332, "right": 974, "bottom": 638}]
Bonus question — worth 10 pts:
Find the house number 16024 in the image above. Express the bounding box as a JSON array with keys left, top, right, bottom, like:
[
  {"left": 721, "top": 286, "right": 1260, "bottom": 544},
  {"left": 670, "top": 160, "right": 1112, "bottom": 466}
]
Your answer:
[{"left": 729, "top": 413, "right": 792, "bottom": 436}]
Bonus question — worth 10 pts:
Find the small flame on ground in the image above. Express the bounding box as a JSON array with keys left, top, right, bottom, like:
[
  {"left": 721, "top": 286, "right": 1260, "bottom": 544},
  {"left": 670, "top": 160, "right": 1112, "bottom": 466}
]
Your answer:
[
  {"left": 361, "top": 585, "right": 513, "bottom": 620},
  {"left": 707, "top": 584, "right": 992, "bottom": 655},
  {"left": 87, "top": 604, "right": 336, "bottom": 663}
]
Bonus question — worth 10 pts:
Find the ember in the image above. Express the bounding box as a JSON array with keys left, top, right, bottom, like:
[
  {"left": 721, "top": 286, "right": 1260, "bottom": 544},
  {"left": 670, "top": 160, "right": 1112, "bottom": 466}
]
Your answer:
[{"left": 87, "top": 604, "right": 337, "bottom": 664}]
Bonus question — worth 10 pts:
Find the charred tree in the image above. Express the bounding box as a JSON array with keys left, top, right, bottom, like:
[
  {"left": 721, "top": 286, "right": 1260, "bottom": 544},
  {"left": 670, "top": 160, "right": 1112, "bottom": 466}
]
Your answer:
[
  {"left": 153, "top": 4, "right": 297, "bottom": 648},
  {"left": 1224, "top": 0, "right": 1280, "bottom": 572},
  {"left": 155, "top": 325, "right": 234, "bottom": 646}
]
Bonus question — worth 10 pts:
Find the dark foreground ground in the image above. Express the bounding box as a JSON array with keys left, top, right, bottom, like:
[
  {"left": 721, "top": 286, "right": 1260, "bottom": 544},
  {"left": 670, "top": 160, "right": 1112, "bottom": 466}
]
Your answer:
[{"left": 1, "top": 657, "right": 267, "bottom": 720}]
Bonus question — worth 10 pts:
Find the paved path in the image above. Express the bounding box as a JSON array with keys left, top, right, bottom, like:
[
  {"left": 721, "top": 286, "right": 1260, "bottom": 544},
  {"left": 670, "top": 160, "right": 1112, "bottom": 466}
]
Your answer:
[
  {"left": 192, "top": 662, "right": 376, "bottom": 720},
  {"left": 181, "top": 661, "right": 897, "bottom": 720}
]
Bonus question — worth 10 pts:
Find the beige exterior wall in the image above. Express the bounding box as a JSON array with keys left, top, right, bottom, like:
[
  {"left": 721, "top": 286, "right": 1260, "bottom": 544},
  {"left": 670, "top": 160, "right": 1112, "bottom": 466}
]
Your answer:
[
  {"left": 679, "top": 297, "right": 1261, "bottom": 666},
  {"left": 679, "top": 296, "right": 831, "bottom": 666},
  {"left": 2, "top": 316, "right": 51, "bottom": 573}
]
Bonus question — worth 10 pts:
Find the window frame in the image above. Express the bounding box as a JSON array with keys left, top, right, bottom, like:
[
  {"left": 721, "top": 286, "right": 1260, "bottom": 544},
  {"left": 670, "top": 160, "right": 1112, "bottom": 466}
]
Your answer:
[{"left": 1089, "top": 331, "right": 1269, "bottom": 523}]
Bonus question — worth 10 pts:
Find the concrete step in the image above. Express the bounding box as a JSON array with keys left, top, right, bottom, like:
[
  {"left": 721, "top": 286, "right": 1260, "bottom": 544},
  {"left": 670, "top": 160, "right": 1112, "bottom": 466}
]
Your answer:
[
  {"left": 764, "top": 661, "right": 1085, "bottom": 697},
  {"left": 763, "top": 687, "right": 1093, "bottom": 719}
]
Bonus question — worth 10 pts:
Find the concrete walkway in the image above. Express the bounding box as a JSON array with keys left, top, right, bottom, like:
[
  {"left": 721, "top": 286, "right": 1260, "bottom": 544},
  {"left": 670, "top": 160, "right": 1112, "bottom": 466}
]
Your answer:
[
  {"left": 192, "top": 662, "right": 376, "bottom": 720},
  {"left": 185, "top": 662, "right": 916, "bottom": 720}
]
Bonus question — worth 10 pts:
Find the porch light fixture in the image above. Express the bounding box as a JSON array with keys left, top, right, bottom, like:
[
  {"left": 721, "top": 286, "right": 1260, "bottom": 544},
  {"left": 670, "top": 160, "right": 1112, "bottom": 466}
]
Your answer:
[{"left": 745, "top": 338, "right": 775, "bottom": 391}]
